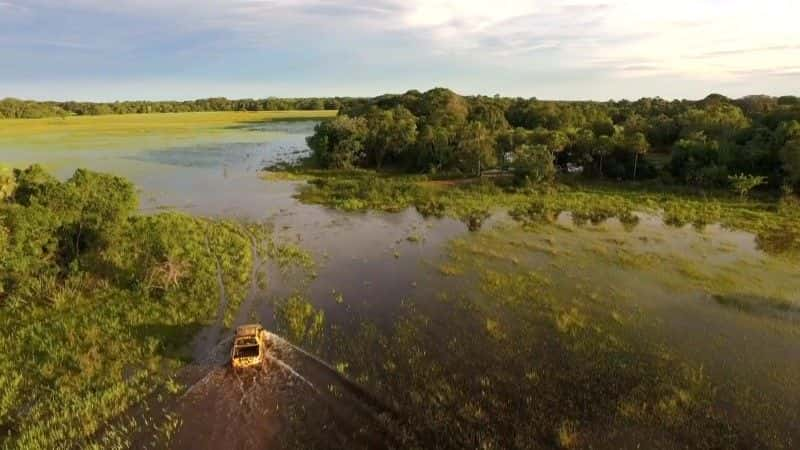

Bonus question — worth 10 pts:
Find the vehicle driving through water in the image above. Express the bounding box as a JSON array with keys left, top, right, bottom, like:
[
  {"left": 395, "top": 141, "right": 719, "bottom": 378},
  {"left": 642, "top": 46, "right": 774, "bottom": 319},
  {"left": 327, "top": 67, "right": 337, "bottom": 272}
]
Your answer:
[{"left": 231, "top": 324, "right": 268, "bottom": 369}]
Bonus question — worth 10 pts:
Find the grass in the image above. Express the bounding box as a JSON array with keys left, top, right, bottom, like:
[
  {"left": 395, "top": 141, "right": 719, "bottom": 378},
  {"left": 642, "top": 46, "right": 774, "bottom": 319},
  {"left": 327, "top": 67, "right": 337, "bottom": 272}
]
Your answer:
[
  {"left": 319, "top": 216, "right": 800, "bottom": 448},
  {"left": 277, "top": 165, "right": 800, "bottom": 447},
  {"left": 0, "top": 211, "right": 256, "bottom": 449},
  {"left": 0, "top": 110, "right": 335, "bottom": 137},
  {"left": 0, "top": 110, "right": 335, "bottom": 152}
]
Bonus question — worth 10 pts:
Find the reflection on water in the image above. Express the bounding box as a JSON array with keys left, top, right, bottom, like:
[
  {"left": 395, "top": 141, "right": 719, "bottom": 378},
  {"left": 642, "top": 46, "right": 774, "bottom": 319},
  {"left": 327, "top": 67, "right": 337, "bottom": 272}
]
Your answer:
[{"left": 253, "top": 208, "right": 800, "bottom": 448}]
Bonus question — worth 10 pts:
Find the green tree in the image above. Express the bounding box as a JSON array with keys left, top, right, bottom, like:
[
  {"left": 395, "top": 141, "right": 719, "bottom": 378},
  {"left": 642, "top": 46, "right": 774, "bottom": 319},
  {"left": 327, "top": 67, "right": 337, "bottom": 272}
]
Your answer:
[
  {"left": 776, "top": 120, "right": 800, "bottom": 144},
  {"left": 456, "top": 121, "right": 496, "bottom": 176},
  {"left": 418, "top": 88, "right": 469, "bottom": 128},
  {"left": 530, "top": 128, "right": 569, "bottom": 153},
  {"left": 511, "top": 144, "right": 555, "bottom": 185},
  {"left": 594, "top": 135, "right": 616, "bottom": 176},
  {"left": 647, "top": 114, "right": 680, "bottom": 147},
  {"left": 365, "top": 106, "right": 417, "bottom": 169},
  {"left": 0, "top": 203, "right": 62, "bottom": 302},
  {"left": 678, "top": 104, "right": 750, "bottom": 141},
  {"left": 13, "top": 164, "right": 59, "bottom": 205},
  {"left": 61, "top": 169, "right": 138, "bottom": 260},
  {"left": 469, "top": 100, "right": 510, "bottom": 131},
  {"left": 670, "top": 133, "right": 727, "bottom": 187},
  {"left": 416, "top": 125, "right": 455, "bottom": 173},
  {"left": 591, "top": 117, "right": 616, "bottom": 137},
  {"left": 780, "top": 139, "right": 800, "bottom": 192},
  {"left": 307, "top": 115, "right": 368, "bottom": 169},
  {"left": 624, "top": 131, "right": 650, "bottom": 179},
  {"left": 496, "top": 128, "right": 533, "bottom": 169}
]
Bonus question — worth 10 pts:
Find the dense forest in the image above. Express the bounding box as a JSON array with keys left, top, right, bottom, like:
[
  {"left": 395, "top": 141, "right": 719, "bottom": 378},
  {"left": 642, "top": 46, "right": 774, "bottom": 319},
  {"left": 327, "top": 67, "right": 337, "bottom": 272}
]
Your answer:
[
  {"left": 0, "top": 96, "right": 346, "bottom": 119},
  {"left": 307, "top": 88, "right": 800, "bottom": 194}
]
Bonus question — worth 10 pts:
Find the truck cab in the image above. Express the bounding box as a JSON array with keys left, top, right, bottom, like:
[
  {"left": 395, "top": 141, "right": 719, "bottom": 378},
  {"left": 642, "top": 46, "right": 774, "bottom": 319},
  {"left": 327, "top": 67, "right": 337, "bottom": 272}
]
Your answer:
[{"left": 231, "top": 324, "right": 267, "bottom": 369}]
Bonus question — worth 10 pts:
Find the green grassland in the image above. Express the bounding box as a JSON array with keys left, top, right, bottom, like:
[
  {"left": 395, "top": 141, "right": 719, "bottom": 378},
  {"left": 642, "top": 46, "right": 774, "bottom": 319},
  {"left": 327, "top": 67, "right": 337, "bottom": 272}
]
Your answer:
[{"left": 0, "top": 110, "right": 336, "bottom": 152}]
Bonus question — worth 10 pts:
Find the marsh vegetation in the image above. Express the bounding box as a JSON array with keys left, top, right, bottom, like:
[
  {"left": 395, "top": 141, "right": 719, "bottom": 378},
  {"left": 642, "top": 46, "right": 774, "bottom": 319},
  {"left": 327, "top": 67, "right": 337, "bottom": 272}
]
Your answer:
[
  {"left": 3, "top": 93, "right": 800, "bottom": 448},
  {"left": 0, "top": 166, "right": 254, "bottom": 448}
]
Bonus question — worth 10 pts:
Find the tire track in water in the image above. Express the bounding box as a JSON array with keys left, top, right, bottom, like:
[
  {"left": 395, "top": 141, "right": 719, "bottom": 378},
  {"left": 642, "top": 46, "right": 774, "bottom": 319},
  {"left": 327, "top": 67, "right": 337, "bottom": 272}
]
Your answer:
[
  {"left": 174, "top": 222, "right": 412, "bottom": 448},
  {"left": 190, "top": 222, "right": 230, "bottom": 361}
]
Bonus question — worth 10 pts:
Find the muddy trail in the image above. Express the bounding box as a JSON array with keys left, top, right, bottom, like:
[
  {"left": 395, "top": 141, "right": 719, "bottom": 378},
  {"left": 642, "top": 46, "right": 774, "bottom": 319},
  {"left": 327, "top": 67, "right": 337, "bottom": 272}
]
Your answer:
[
  {"left": 168, "top": 332, "right": 398, "bottom": 449},
  {"left": 158, "top": 227, "right": 399, "bottom": 449}
]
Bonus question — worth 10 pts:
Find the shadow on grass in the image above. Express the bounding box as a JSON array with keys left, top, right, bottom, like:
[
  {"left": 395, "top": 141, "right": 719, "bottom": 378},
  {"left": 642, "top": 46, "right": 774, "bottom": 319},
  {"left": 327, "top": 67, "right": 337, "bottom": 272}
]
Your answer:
[
  {"left": 223, "top": 115, "right": 335, "bottom": 130},
  {"left": 132, "top": 322, "right": 208, "bottom": 363},
  {"left": 713, "top": 294, "right": 800, "bottom": 322}
]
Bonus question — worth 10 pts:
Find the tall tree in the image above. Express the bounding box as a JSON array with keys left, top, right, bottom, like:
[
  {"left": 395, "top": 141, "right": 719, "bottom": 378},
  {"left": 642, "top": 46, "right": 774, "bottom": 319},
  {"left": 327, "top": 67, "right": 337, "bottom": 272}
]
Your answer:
[
  {"left": 456, "top": 121, "right": 496, "bottom": 176},
  {"left": 625, "top": 131, "right": 650, "bottom": 179},
  {"left": 306, "top": 116, "right": 368, "bottom": 169},
  {"left": 365, "top": 106, "right": 417, "bottom": 169},
  {"left": 780, "top": 139, "right": 800, "bottom": 192},
  {"left": 512, "top": 144, "right": 555, "bottom": 185}
]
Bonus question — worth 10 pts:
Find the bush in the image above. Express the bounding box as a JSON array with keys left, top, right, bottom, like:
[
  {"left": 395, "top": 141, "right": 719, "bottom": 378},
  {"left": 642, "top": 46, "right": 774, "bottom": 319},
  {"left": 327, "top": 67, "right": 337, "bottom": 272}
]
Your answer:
[
  {"left": 0, "top": 166, "right": 15, "bottom": 201},
  {"left": 13, "top": 164, "right": 59, "bottom": 205},
  {"left": 0, "top": 204, "right": 62, "bottom": 304},
  {"left": 728, "top": 174, "right": 766, "bottom": 199}
]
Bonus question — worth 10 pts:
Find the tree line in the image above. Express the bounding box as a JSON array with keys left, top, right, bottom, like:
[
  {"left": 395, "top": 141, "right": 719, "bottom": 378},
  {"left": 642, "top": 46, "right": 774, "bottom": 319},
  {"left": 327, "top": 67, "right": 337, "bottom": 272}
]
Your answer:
[
  {"left": 307, "top": 88, "right": 800, "bottom": 193},
  {"left": 0, "top": 96, "right": 351, "bottom": 119}
]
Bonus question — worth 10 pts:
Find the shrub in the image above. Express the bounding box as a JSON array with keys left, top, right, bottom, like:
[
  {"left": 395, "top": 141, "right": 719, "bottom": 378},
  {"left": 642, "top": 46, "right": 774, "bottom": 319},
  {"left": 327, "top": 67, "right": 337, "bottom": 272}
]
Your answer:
[
  {"left": 0, "top": 166, "right": 16, "bottom": 201},
  {"left": 727, "top": 174, "right": 766, "bottom": 199}
]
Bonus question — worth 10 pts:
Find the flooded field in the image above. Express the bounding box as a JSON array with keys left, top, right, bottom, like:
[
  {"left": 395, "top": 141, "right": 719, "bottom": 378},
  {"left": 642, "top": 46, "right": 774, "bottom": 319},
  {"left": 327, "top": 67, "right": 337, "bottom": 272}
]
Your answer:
[
  {"left": 0, "top": 114, "right": 321, "bottom": 217},
  {"left": 3, "top": 119, "right": 799, "bottom": 448}
]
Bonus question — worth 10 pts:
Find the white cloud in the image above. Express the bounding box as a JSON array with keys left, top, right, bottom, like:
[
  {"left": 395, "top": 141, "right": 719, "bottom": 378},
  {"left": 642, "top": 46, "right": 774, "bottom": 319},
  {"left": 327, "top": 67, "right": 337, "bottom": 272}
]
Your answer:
[
  {"left": 4, "top": 0, "right": 799, "bottom": 97},
  {"left": 23, "top": 0, "right": 799, "bottom": 76}
]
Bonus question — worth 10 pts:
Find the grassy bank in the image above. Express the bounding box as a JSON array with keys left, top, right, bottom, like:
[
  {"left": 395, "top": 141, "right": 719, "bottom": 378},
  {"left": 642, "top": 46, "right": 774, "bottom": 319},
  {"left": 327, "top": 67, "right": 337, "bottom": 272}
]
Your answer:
[{"left": 269, "top": 169, "right": 800, "bottom": 257}]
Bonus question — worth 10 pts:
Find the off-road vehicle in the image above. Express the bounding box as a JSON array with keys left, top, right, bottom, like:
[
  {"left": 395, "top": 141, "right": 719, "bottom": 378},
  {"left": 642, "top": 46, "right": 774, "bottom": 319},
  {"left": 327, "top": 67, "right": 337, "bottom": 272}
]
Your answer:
[{"left": 231, "top": 324, "right": 267, "bottom": 369}]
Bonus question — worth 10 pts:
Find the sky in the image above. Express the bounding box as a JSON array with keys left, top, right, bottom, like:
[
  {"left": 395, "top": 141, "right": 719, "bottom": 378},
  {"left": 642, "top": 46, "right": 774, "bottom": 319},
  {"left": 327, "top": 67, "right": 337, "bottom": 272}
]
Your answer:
[{"left": 0, "top": 0, "right": 798, "bottom": 101}]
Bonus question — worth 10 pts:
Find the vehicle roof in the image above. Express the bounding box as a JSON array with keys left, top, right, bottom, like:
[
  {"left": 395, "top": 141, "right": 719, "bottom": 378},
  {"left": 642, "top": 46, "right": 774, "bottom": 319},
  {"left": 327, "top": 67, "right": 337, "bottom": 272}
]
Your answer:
[{"left": 235, "top": 323, "right": 264, "bottom": 337}]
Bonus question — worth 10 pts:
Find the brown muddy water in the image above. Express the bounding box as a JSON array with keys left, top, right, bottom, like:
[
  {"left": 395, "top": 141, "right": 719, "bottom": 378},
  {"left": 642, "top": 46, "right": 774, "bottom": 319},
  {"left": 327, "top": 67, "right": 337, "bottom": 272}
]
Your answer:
[{"left": 4, "top": 121, "right": 799, "bottom": 448}]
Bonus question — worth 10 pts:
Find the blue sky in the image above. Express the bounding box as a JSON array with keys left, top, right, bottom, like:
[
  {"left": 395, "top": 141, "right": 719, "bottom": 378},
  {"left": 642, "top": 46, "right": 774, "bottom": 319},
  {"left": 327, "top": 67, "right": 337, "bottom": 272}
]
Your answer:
[{"left": 1, "top": 0, "right": 798, "bottom": 101}]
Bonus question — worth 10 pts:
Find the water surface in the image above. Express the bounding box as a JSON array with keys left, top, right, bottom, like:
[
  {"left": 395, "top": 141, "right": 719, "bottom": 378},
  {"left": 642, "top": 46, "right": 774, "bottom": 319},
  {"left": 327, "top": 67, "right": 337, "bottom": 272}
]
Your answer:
[{"left": 0, "top": 120, "right": 316, "bottom": 216}]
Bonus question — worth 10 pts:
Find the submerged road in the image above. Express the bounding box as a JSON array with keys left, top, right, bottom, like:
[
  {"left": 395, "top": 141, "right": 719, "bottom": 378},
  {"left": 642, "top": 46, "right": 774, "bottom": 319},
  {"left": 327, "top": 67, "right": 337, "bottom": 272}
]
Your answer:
[
  {"left": 165, "top": 226, "right": 400, "bottom": 449},
  {"left": 169, "top": 332, "right": 398, "bottom": 449}
]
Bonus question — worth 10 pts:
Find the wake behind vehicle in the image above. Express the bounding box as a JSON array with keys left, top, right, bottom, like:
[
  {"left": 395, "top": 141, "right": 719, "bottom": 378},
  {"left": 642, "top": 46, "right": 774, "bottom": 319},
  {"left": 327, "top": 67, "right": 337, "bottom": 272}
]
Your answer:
[{"left": 231, "top": 324, "right": 268, "bottom": 369}]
